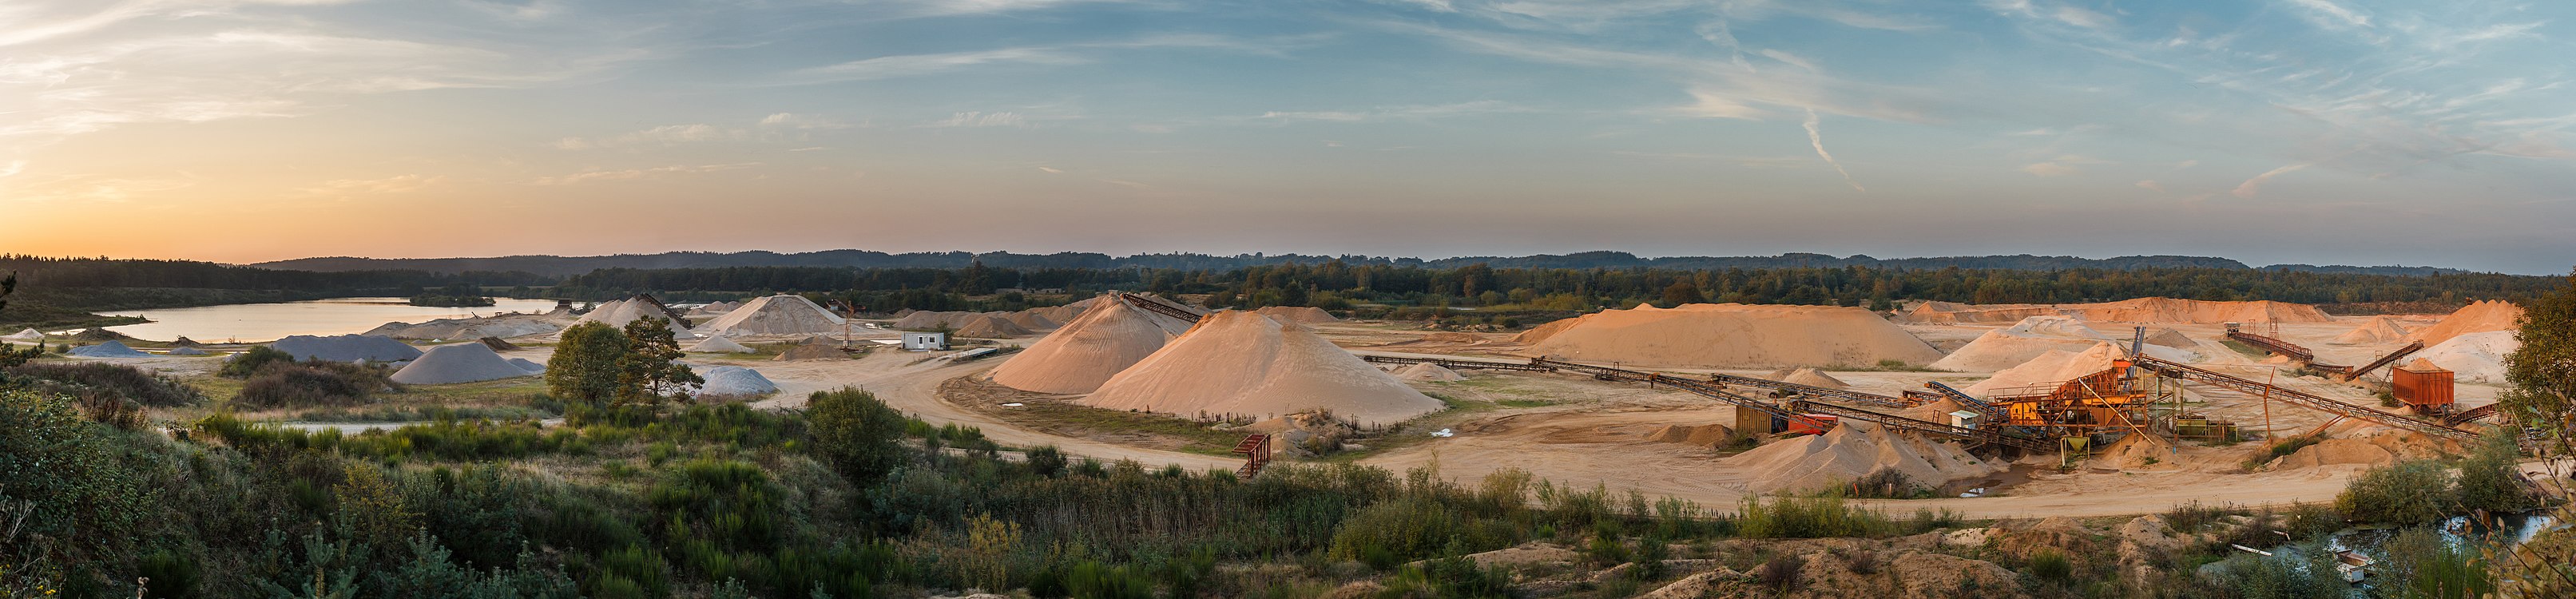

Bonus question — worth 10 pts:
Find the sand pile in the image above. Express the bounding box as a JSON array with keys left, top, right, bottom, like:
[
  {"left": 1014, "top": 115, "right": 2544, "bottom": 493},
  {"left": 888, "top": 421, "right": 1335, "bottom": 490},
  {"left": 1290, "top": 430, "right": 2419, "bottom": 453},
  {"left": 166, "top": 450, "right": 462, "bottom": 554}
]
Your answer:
[
  {"left": 167, "top": 347, "right": 212, "bottom": 356},
  {"left": 2331, "top": 316, "right": 2411, "bottom": 345},
  {"left": 1395, "top": 362, "right": 1467, "bottom": 382},
  {"left": 1930, "top": 315, "right": 2114, "bottom": 372},
  {"left": 1897, "top": 298, "right": 2331, "bottom": 324},
  {"left": 366, "top": 314, "right": 565, "bottom": 340},
  {"left": 686, "top": 336, "right": 757, "bottom": 354},
  {"left": 391, "top": 343, "right": 536, "bottom": 384},
  {"left": 2414, "top": 331, "right": 2517, "bottom": 383},
  {"left": 507, "top": 358, "right": 546, "bottom": 374},
  {"left": 772, "top": 344, "right": 847, "bottom": 361},
  {"left": 953, "top": 315, "right": 1032, "bottom": 338},
  {"left": 1026, "top": 296, "right": 1105, "bottom": 324},
  {"left": 2143, "top": 327, "right": 2194, "bottom": 348},
  {"left": 1963, "top": 342, "right": 2125, "bottom": 397},
  {"left": 1081, "top": 311, "right": 1442, "bottom": 426},
  {"left": 1756, "top": 367, "right": 1848, "bottom": 388},
  {"left": 1006, "top": 311, "right": 1060, "bottom": 331},
  {"left": 689, "top": 301, "right": 743, "bottom": 315},
  {"left": 272, "top": 335, "right": 423, "bottom": 363},
  {"left": 2091, "top": 433, "right": 2174, "bottom": 470},
  {"left": 68, "top": 341, "right": 151, "bottom": 358},
  {"left": 1722, "top": 419, "right": 2004, "bottom": 494},
  {"left": 1518, "top": 303, "right": 1942, "bottom": 368},
  {"left": 1253, "top": 306, "right": 1338, "bottom": 324},
  {"left": 4, "top": 328, "right": 42, "bottom": 341},
  {"left": 574, "top": 296, "right": 697, "bottom": 337},
  {"left": 691, "top": 366, "right": 779, "bottom": 398},
  {"left": 2407, "top": 300, "right": 2522, "bottom": 347},
  {"left": 72, "top": 328, "right": 137, "bottom": 343},
  {"left": 695, "top": 294, "right": 847, "bottom": 336},
  {"left": 171, "top": 336, "right": 203, "bottom": 347},
  {"left": 478, "top": 336, "right": 519, "bottom": 351},
  {"left": 992, "top": 300, "right": 1186, "bottom": 394},
  {"left": 1643, "top": 423, "right": 1735, "bottom": 447}
]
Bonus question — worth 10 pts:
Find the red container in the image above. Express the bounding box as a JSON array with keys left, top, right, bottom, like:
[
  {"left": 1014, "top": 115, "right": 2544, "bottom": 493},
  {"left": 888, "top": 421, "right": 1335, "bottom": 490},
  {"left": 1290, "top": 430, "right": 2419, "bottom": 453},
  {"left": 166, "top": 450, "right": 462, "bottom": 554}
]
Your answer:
[
  {"left": 2392, "top": 364, "right": 2454, "bottom": 407},
  {"left": 1780, "top": 415, "right": 1839, "bottom": 435}
]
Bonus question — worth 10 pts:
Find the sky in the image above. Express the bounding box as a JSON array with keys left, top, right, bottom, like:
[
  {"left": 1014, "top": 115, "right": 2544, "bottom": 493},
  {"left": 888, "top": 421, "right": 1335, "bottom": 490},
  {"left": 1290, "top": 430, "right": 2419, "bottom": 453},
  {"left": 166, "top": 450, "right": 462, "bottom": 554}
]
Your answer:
[{"left": 2, "top": 0, "right": 2571, "bottom": 274}]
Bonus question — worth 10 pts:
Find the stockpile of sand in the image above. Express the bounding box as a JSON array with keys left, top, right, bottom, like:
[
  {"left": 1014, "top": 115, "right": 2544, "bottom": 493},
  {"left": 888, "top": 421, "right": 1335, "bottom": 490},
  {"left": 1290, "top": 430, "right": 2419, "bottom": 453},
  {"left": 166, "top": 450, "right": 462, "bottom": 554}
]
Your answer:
[
  {"left": 773, "top": 344, "right": 847, "bottom": 361},
  {"left": 507, "top": 358, "right": 546, "bottom": 374},
  {"left": 2407, "top": 300, "right": 2522, "bottom": 347},
  {"left": 1897, "top": 298, "right": 2332, "bottom": 324},
  {"left": 1007, "top": 311, "right": 1060, "bottom": 331},
  {"left": 171, "top": 336, "right": 203, "bottom": 347},
  {"left": 892, "top": 310, "right": 996, "bottom": 330},
  {"left": 2144, "top": 327, "right": 2194, "bottom": 348},
  {"left": 366, "top": 314, "right": 565, "bottom": 340},
  {"left": 574, "top": 296, "right": 697, "bottom": 337},
  {"left": 1081, "top": 311, "right": 1442, "bottom": 426},
  {"left": 1518, "top": 303, "right": 1942, "bottom": 368},
  {"left": 72, "top": 328, "right": 137, "bottom": 343},
  {"left": 1962, "top": 342, "right": 2125, "bottom": 397},
  {"left": 686, "top": 336, "right": 756, "bottom": 353},
  {"left": 2415, "top": 331, "right": 2517, "bottom": 383},
  {"left": 953, "top": 315, "right": 1032, "bottom": 338},
  {"left": 391, "top": 343, "right": 534, "bottom": 384},
  {"left": 993, "top": 300, "right": 1188, "bottom": 394},
  {"left": 692, "top": 366, "right": 779, "bottom": 398},
  {"left": 1026, "top": 296, "right": 1105, "bottom": 324},
  {"left": 1760, "top": 367, "right": 1849, "bottom": 388},
  {"left": 478, "top": 336, "right": 519, "bottom": 351},
  {"left": 1722, "top": 419, "right": 2004, "bottom": 494},
  {"left": 1253, "top": 306, "right": 1338, "bottom": 324},
  {"left": 68, "top": 341, "right": 151, "bottom": 358},
  {"left": 1897, "top": 301, "right": 2060, "bottom": 324},
  {"left": 2332, "top": 316, "right": 2411, "bottom": 345},
  {"left": 1395, "top": 362, "right": 1466, "bottom": 382},
  {"left": 167, "top": 347, "right": 211, "bottom": 356},
  {"left": 695, "top": 294, "right": 847, "bottom": 336},
  {"left": 1930, "top": 316, "right": 2113, "bottom": 372},
  {"left": 689, "top": 301, "right": 742, "bottom": 315},
  {"left": 3, "top": 328, "right": 42, "bottom": 342},
  {"left": 272, "top": 335, "right": 423, "bottom": 363},
  {"left": 1643, "top": 423, "right": 1734, "bottom": 448}
]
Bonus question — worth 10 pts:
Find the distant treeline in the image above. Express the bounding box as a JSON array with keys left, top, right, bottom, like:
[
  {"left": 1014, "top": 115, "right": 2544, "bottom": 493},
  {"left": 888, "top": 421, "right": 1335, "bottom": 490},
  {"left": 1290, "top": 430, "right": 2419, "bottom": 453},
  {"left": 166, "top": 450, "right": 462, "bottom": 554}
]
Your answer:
[
  {"left": 554, "top": 261, "right": 2563, "bottom": 315},
  {"left": 0, "top": 256, "right": 554, "bottom": 328},
  {"left": 253, "top": 249, "right": 2477, "bottom": 277}
]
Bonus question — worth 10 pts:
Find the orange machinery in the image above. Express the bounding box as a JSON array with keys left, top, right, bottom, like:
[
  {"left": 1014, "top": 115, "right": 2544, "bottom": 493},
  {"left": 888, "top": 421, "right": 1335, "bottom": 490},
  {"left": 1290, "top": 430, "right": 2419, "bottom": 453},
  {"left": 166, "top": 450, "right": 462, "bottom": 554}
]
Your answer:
[{"left": 2391, "top": 363, "right": 2455, "bottom": 416}]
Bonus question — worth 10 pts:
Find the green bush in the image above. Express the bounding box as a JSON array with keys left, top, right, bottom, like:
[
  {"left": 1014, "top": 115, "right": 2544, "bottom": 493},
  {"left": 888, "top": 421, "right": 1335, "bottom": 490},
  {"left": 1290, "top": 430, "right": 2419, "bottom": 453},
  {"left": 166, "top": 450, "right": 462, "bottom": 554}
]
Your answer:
[
  {"left": 1327, "top": 498, "right": 1460, "bottom": 569},
  {"left": 6, "top": 361, "right": 206, "bottom": 407},
  {"left": 2335, "top": 459, "right": 2453, "bottom": 525},
  {"left": 807, "top": 387, "right": 908, "bottom": 488},
  {"left": 2028, "top": 549, "right": 2072, "bottom": 582},
  {"left": 219, "top": 345, "right": 296, "bottom": 378},
  {"left": 1735, "top": 495, "right": 1889, "bottom": 538},
  {"left": 234, "top": 360, "right": 398, "bottom": 409}
]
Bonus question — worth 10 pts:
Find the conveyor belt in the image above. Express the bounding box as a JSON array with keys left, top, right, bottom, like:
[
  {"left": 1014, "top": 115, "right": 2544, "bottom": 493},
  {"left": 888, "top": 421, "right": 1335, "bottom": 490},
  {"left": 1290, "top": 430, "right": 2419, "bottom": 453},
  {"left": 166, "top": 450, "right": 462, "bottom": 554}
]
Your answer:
[
  {"left": 1359, "top": 355, "right": 1560, "bottom": 372},
  {"left": 2340, "top": 341, "right": 2426, "bottom": 382},
  {"left": 1706, "top": 372, "right": 1919, "bottom": 408},
  {"left": 1116, "top": 292, "right": 1207, "bottom": 323},
  {"left": 2128, "top": 355, "right": 2475, "bottom": 441},
  {"left": 1786, "top": 400, "right": 2054, "bottom": 452},
  {"left": 2443, "top": 403, "right": 2499, "bottom": 426},
  {"left": 1527, "top": 359, "right": 1834, "bottom": 432},
  {"left": 2226, "top": 331, "right": 2315, "bottom": 362}
]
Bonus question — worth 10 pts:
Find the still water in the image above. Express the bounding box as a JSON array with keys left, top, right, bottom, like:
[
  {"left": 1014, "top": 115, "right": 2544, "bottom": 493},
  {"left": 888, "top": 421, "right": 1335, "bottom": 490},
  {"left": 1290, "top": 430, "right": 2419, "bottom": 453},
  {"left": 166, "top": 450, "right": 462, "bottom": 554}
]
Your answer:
[{"left": 95, "top": 297, "right": 562, "bottom": 343}]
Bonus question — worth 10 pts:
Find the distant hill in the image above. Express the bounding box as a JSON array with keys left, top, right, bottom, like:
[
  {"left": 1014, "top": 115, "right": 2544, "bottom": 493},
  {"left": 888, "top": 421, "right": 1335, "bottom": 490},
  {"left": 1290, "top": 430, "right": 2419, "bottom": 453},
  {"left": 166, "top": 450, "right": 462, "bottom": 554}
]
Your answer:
[{"left": 251, "top": 250, "right": 2471, "bottom": 277}]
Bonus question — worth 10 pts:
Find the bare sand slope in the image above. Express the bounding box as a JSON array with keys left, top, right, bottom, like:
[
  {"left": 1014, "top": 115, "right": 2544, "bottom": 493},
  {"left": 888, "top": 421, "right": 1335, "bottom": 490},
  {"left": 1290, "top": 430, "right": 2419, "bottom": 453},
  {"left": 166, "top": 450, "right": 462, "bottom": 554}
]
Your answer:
[
  {"left": 696, "top": 294, "right": 845, "bottom": 336},
  {"left": 1930, "top": 316, "right": 2111, "bottom": 372},
  {"left": 1082, "top": 311, "right": 1441, "bottom": 426},
  {"left": 1519, "top": 303, "right": 1942, "bottom": 368},
  {"left": 1253, "top": 306, "right": 1338, "bottom": 324},
  {"left": 1900, "top": 298, "right": 2332, "bottom": 324},
  {"left": 575, "top": 296, "right": 697, "bottom": 337},
  {"left": 1963, "top": 342, "right": 2125, "bottom": 397},
  {"left": 992, "top": 300, "right": 1179, "bottom": 394},
  {"left": 1724, "top": 420, "right": 2004, "bottom": 494},
  {"left": 2331, "top": 315, "right": 2411, "bottom": 345},
  {"left": 2407, "top": 300, "right": 2522, "bottom": 347}
]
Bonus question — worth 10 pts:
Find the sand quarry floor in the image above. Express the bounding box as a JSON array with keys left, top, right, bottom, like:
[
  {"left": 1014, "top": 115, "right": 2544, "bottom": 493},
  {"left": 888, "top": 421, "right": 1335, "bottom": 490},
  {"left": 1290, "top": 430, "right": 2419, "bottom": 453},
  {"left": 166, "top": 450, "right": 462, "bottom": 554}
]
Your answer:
[{"left": 99, "top": 312, "right": 2505, "bottom": 520}]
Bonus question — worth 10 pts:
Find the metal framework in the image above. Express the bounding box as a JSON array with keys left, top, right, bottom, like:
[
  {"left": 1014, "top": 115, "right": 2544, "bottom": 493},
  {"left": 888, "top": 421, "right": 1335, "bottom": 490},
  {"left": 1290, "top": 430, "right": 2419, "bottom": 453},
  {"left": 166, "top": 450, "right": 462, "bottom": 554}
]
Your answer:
[
  {"left": 1232, "top": 434, "right": 1273, "bottom": 478},
  {"left": 2127, "top": 355, "right": 2477, "bottom": 441},
  {"left": 1706, "top": 372, "right": 1919, "bottom": 408},
  {"left": 1116, "top": 292, "right": 1208, "bottom": 323},
  {"left": 1787, "top": 399, "right": 2054, "bottom": 451}
]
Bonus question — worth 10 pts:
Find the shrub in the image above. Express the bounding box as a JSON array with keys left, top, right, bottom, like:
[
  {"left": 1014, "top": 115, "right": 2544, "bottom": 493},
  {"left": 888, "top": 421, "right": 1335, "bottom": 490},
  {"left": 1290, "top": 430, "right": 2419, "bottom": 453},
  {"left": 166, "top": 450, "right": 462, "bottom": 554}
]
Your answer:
[
  {"left": 219, "top": 345, "right": 295, "bottom": 378},
  {"left": 2245, "top": 434, "right": 2324, "bottom": 469},
  {"left": 1757, "top": 553, "right": 1804, "bottom": 593},
  {"left": 2455, "top": 428, "right": 2538, "bottom": 514},
  {"left": 1327, "top": 498, "right": 1459, "bottom": 569},
  {"left": 806, "top": 387, "right": 908, "bottom": 488},
  {"left": 2335, "top": 459, "right": 2452, "bottom": 525},
  {"left": 1845, "top": 468, "right": 1922, "bottom": 499},
  {"left": 1736, "top": 495, "right": 1888, "bottom": 538},
  {"left": 6, "top": 361, "right": 205, "bottom": 407},
  {"left": 2214, "top": 551, "right": 2344, "bottom": 599},
  {"left": 2028, "top": 549, "right": 2072, "bottom": 582},
  {"left": 234, "top": 360, "right": 397, "bottom": 409}
]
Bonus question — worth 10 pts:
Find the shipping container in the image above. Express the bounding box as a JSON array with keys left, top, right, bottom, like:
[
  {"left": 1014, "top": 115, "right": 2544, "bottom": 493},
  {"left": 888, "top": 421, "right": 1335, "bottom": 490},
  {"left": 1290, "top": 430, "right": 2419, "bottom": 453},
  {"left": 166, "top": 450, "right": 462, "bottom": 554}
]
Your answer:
[{"left": 2392, "top": 364, "right": 2454, "bottom": 407}]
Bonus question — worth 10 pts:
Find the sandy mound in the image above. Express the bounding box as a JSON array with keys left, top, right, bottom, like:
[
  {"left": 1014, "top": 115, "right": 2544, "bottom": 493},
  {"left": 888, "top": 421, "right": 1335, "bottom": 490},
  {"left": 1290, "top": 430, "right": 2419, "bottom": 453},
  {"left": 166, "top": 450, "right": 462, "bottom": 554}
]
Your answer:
[
  {"left": 691, "top": 366, "right": 779, "bottom": 397},
  {"left": 2415, "top": 330, "right": 2517, "bottom": 383},
  {"left": 892, "top": 311, "right": 979, "bottom": 330},
  {"left": 166, "top": 347, "right": 211, "bottom": 356},
  {"left": 391, "top": 343, "right": 535, "bottom": 384},
  {"left": 2144, "top": 327, "right": 2194, "bottom": 348},
  {"left": 1722, "top": 419, "right": 2004, "bottom": 494},
  {"left": 1519, "top": 303, "right": 1942, "bottom": 368},
  {"left": 953, "top": 315, "right": 1033, "bottom": 338},
  {"left": 1006, "top": 311, "right": 1059, "bottom": 331},
  {"left": 1931, "top": 315, "right": 2113, "bottom": 371},
  {"left": 695, "top": 294, "right": 847, "bottom": 336},
  {"left": 478, "top": 336, "right": 519, "bottom": 351},
  {"left": 688, "top": 301, "right": 742, "bottom": 315},
  {"left": 1026, "top": 296, "right": 1105, "bottom": 325},
  {"left": 1899, "top": 298, "right": 2331, "bottom": 324},
  {"left": 1081, "top": 311, "right": 1443, "bottom": 426},
  {"left": 1643, "top": 423, "right": 1734, "bottom": 447},
  {"left": 574, "top": 296, "right": 697, "bottom": 338},
  {"left": 993, "top": 299, "right": 1186, "bottom": 394},
  {"left": 1962, "top": 342, "right": 2125, "bottom": 397},
  {"left": 772, "top": 343, "right": 848, "bottom": 361},
  {"left": 2332, "top": 316, "right": 2411, "bottom": 345},
  {"left": 1253, "top": 306, "right": 1338, "bottom": 324},
  {"left": 366, "top": 314, "right": 565, "bottom": 340},
  {"left": 2407, "top": 300, "right": 2522, "bottom": 347},
  {"left": 3, "top": 328, "right": 42, "bottom": 341},
  {"left": 507, "top": 358, "right": 546, "bottom": 374},
  {"left": 1776, "top": 367, "right": 1848, "bottom": 388},
  {"left": 69, "top": 341, "right": 151, "bottom": 358},
  {"left": 2090, "top": 433, "right": 2173, "bottom": 470},
  {"left": 272, "top": 335, "right": 423, "bottom": 363},
  {"left": 72, "top": 328, "right": 137, "bottom": 343},
  {"left": 1395, "top": 362, "right": 1466, "bottom": 382},
  {"left": 685, "top": 336, "right": 756, "bottom": 354},
  {"left": 170, "top": 336, "right": 204, "bottom": 347}
]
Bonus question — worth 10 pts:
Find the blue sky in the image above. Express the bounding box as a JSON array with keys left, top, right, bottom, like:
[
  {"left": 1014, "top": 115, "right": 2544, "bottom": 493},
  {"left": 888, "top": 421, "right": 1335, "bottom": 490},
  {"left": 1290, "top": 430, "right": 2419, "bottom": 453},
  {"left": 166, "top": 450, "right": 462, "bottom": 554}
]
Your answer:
[{"left": 2, "top": 0, "right": 2570, "bottom": 273}]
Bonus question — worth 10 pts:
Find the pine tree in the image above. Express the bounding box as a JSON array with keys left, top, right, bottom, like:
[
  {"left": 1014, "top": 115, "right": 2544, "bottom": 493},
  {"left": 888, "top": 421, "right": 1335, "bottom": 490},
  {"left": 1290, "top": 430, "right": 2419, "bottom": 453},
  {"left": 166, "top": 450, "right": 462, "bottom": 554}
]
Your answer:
[{"left": 618, "top": 318, "right": 701, "bottom": 405}]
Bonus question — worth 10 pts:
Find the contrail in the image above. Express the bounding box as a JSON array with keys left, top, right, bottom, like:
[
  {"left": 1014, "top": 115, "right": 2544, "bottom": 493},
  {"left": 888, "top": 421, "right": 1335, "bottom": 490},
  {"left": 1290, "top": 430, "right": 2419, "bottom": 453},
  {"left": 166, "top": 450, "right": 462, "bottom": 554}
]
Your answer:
[{"left": 1803, "top": 108, "right": 1864, "bottom": 192}]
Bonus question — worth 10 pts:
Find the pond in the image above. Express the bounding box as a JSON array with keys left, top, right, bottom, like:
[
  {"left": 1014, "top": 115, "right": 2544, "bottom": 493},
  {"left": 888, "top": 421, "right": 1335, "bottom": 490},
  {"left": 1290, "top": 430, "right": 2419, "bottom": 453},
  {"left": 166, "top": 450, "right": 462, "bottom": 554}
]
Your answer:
[{"left": 92, "top": 297, "right": 563, "bottom": 343}]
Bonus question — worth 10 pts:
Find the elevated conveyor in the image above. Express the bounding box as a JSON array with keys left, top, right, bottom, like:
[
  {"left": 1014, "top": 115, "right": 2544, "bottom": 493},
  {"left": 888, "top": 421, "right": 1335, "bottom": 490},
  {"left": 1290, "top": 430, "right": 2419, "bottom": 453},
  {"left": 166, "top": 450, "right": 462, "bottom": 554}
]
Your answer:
[
  {"left": 1786, "top": 400, "right": 2054, "bottom": 452},
  {"left": 2127, "top": 355, "right": 2475, "bottom": 441}
]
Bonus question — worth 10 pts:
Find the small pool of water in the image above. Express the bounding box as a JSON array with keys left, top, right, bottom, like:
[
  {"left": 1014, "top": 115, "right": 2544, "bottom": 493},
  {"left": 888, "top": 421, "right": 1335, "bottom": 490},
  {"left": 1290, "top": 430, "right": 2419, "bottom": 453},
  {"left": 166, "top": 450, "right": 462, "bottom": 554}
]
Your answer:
[{"left": 94, "top": 297, "right": 562, "bottom": 343}]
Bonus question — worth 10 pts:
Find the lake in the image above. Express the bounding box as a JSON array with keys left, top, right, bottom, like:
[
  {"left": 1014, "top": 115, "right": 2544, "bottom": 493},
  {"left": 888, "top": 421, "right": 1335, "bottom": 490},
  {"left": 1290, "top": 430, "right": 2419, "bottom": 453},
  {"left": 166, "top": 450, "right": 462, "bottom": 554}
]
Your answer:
[{"left": 96, "top": 297, "right": 564, "bottom": 343}]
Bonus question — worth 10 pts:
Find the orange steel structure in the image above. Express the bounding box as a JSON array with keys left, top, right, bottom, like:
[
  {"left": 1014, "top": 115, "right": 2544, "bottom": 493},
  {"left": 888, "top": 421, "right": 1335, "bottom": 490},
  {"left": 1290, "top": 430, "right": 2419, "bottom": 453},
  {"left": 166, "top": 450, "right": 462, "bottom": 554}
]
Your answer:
[{"left": 1976, "top": 359, "right": 2157, "bottom": 438}]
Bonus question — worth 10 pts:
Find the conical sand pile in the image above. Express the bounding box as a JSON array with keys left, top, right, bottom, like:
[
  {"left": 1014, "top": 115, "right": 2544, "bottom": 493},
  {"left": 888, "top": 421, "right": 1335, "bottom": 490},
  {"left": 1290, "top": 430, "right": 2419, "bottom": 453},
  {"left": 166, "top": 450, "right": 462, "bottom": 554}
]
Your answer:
[
  {"left": 1519, "top": 303, "right": 1941, "bottom": 368},
  {"left": 68, "top": 341, "right": 150, "bottom": 358},
  {"left": 478, "top": 336, "right": 519, "bottom": 351},
  {"left": 2415, "top": 331, "right": 2517, "bottom": 383},
  {"left": 1030, "top": 296, "right": 1105, "bottom": 324},
  {"left": 993, "top": 300, "right": 1184, "bottom": 394},
  {"left": 1963, "top": 342, "right": 2125, "bottom": 397},
  {"left": 1931, "top": 316, "right": 2112, "bottom": 372},
  {"left": 689, "top": 301, "right": 742, "bottom": 315},
  {"left": 693, "top": 366, "right": 779, "bottom": 397},
  {"left": 1723, "top": 420, "right": 2005, "bottom": 494},
  {"left": 575, "top": 296, "right": 697, "bottom": 338},
  {"left": 1395, "top": 362, "right": 1466, "bottom": 382},
  {"left": 366, "top": 315, "right": 562, "bottom": 340},
  {"left": 1779, "top": 367, "right": 1848, "bottom": 388},
  {"left": 695, "top": 294, "right": 847, "bottom": 336},
  {"left": 1254, "top": 306, "right": 1338, "bottom": 324},
  {"left": 391, "top": 343, "right": 535, "bottom": 384},
  {"left": 507, "top": 358, "right": 546, "bottom": 374},
  {"left": 1081, "top": 311, "right": 1442, "bottom": 426},
  {"left": 2406, "top": 300, "right": 2522, "bottom": 347},
  {"left": 3, "top": 328, "right": 41, "bottom": 342},
  {"left": 2332, "top": 316, "right": 2411, "bottom": 345},
  {"left": 2144, "top": 327, "right": 2195, "bottom": 348},
  {"left": 272, "top": 335, "right": 423, "bottom": 363},
  {"left": 686, "top": 336, "right": 757, "bottom": 353},
  {"left": 1008, "top": 311, "right": 1060, "bottom": 331},
  {"left": 954, "top": 315, "right": 1033, "bottom": 338}
]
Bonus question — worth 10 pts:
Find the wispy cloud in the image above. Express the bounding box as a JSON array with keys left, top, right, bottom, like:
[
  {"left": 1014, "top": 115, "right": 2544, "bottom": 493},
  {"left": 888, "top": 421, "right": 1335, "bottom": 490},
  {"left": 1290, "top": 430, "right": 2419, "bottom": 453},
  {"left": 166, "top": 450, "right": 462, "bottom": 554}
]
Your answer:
[
  {"left": 534, "top": 163, "right": 759, "bottom": 185},
  {"left": 1256, "top": 101, "right": 1522, "bottom": 123},
  {"left": 2231, "top": 162, "right": 2309, "bottom": 198},
  {"left": 299, "top": 174, "right": 439, "bottom": 197},
  {"left": 1802, "top": 108, "right": 1864, "bottom": 192},
  {"left": 780, "top": 34, "right": 1302, "bottom": 85},
  {"left": 928, "top": 111, "right": 1027, "bottom": 128}
]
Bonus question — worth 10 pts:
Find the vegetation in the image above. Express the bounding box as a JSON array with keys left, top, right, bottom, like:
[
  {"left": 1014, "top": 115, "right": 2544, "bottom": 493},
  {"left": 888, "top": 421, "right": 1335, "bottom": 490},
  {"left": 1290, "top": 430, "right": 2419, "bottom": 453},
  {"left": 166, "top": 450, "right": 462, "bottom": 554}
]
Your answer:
[
  {"left": 407, "top": 283, "right": 497, "bottom": 307},
  {"left": 546, "top": 322, "right": 631, "bottom": 405},
  {"left": 0, "top": 256, "right": 547, "bottom": 328},
  {"left": 234, "top": 360, "right": 400, "bottom": 410}
]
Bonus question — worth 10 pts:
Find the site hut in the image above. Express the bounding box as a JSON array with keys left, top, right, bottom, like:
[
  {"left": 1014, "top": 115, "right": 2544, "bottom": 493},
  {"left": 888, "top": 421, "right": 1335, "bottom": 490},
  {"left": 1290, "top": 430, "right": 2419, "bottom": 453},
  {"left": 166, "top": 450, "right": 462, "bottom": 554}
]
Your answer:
[
  {"left": 902, "top": 331, "right": 948, "bottom": 351},
  {"left": 1949, "top": 410, "right": 1984, "bottom": 430}
]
